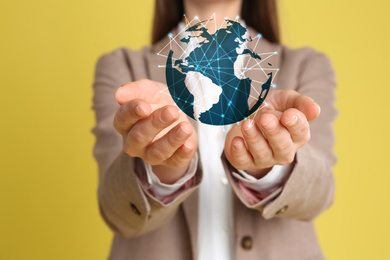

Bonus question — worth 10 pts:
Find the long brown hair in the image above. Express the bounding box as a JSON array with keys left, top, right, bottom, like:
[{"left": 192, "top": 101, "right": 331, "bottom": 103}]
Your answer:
[{"left": 152, "top": 0, "right": 280, "bottom": 44}]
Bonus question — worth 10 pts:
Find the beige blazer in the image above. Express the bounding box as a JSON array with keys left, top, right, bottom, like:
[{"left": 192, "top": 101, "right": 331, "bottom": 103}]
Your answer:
[{"left": 92, "top": 26, "right": 337, "bottom": 260}]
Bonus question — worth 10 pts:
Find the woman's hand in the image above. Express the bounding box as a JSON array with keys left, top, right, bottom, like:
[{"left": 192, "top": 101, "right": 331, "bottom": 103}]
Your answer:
[
  {"left": 224, "top": 90, "right": 320, "bottom": 179},
  {"left": 114, "top": 79, "right": 198, "bottom": 184}
]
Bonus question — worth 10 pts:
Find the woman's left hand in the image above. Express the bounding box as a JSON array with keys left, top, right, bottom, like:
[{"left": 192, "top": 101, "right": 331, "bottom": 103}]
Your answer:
[{"left": 224, "top": 90, "right": 321, "bottom": 179}]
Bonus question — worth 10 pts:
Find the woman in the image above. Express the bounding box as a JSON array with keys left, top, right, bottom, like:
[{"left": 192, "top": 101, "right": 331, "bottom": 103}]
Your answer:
[{"left": 92, "top": 0, "right": 337, "bottom": 259}]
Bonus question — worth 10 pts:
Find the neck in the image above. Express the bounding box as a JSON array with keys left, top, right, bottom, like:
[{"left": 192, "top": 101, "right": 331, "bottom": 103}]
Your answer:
[{"left": 183, "top": 0, "right": 243, "bottom": 32}]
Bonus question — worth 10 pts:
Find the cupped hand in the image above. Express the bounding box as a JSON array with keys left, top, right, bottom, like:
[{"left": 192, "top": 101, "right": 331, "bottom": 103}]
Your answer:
[
  {"left": 224, "top": 90, "right": 320, "bottom": 179},
  {"left": 114, "top": 79, "right": 198, "bottom": 184}
]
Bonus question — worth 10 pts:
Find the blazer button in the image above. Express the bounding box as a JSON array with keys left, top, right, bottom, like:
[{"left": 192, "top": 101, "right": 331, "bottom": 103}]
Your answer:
[
  {"left": 130, "top": 203, "right": 141, "bottom": 216},
  {"left": 276, "top": 205, "right": 288, "bottom": 215},
  {"left": 241, "top": 236, "right": 253, "bottom": 250}
]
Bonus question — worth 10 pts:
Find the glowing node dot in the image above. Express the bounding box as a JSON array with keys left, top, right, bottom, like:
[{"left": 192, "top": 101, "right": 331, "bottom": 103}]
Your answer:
[{"left": 160, "top": 14, "right": 278, "bottom": 126}]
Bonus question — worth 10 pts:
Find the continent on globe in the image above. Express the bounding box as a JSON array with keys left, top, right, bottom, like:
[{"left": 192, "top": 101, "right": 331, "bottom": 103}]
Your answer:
[
  {"left": 184, "top": 71, "right": 222, "bottom": 121},
  {"left": 163, "top": 17, "right": 275, "bottom": 126}
]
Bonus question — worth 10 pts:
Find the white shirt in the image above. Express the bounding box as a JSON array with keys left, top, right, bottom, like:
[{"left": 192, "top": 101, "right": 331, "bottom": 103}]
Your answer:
[
  {"left": 142, "top": 21, "right": 292, "bottom": 259},
  {"left": 143, "top": 130, "right": 292, "bottom": 260}
]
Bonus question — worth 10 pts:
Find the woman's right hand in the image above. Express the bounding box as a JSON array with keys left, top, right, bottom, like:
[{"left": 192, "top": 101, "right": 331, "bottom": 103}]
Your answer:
[{"left": 113, "top": 79, "right": 198, "bottom": 184}]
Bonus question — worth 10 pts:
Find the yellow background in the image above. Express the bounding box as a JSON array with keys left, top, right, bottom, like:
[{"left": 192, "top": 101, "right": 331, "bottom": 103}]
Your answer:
[{"left": 1, "top": 0, "right": 389, "bottom": 259}]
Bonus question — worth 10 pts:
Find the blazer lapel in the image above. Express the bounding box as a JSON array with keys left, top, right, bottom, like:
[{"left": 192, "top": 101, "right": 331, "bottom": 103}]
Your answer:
[
  {"left": 181, "top": 191, "right": 199, "bottom": 260},
  {"left": 146, "top": 29, "right": 200, "bottom": 259},
  {"left": 144, "top": 25, "right": 282, "bottom": 260}
]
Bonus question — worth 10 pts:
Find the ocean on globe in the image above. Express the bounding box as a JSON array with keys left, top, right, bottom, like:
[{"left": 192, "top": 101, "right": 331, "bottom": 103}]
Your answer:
[{"left": 161, "top": 17, "right": 276, "bottom": 126}]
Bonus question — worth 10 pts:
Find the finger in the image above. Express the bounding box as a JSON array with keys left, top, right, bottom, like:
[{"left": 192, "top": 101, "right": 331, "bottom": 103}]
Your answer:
[
  {"left": 271, "top": 90, "right": 320, "bottom": 121},
  {"left": 293, "top": 95, "right": 320, "bottom": 121},
  {"left": 126, "top": 105, "right": 180, "bottom": 150},
  {"left": 115, "top": 79, "right": 168, "bottom": 105},
  {"left": 280, "top": 108, "right": 311, "bottom": 144},
  {"left": 114, "top": 99, "right": 151, "bottom": 135},
  {"left": 258, "top": 113, "right": 294, "bottom": 164},
  {"left": 241, "top": 119, "right": 273, "bottom": 165},
  {"left": 271, "top": 89, "right": 300, "bottom": 111},
  {"left": 165, "top": 140, "right": 196, "bottom": 168},
  {"left": 229, "top": 136, "right": 254, "bottom": 170},
  {"left": 145, "top": 122, "right": 193, "bottom": 164},
  {"left": 253, "top": 107, "right": 283, "bottom": 121}
]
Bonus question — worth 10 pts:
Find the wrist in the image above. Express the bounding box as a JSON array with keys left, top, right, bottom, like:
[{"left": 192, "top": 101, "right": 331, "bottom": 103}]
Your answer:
[
  {"left": 151, "top": 163, "right": 191, "bottom": 184},
  {"left": 244, "top": 167, "right": 273, "bottom": 179}
]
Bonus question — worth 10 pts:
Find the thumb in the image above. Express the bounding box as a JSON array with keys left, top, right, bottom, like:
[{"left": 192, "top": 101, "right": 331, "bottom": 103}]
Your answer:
[{"left": 114, "top": 79, "right": 167, "bottom": 105}]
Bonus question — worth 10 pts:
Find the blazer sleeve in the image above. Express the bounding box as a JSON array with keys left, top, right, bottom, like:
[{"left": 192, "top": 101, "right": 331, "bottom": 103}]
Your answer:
[
  {"left": 91, "top": 48, "right": 202, "bottom": 238},
  {"left": 223, "top": 48, "right": 338, "bottom": 221}
]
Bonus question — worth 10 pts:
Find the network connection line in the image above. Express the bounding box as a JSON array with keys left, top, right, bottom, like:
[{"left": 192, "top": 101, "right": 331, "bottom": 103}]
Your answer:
[{"left": 157, "top": 13, "right": 279, "bottom": 126}]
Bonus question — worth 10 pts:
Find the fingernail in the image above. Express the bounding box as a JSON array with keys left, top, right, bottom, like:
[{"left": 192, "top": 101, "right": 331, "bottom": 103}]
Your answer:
[
  {"left": 285, "top": 115, "right": 298, "bottom": 126},
  {"left": 183, "top": 141, "right": 193, "bottom": 154},
  {"left": 244, "top": 119, "right": 254, "bottom": 130},
  {"left": 135, "top": 105, "right": 147, "bottom": 117},
  {"left": 160, "top": 107, "right": 178, "bottom": 123},
  {"left": 244, "top": 120, "right": 257, "bottom": 137},
  {"left": 115, "top": 84, "right": 124, "bottom": 94},
  {"left": 114, "top": 85, "right": 124, "bottom": 100},
  {"left": 262, "top": 117, "right": 275, "bottom": 131},
  {"left": 314, "top": 102, "right": 321, "bottom": 115},
  {"left": 177, "top": 124, "right": 191, "bottom": 139},
  {"left": 233, "top": 140, "right": 244, "bottom": 151}
]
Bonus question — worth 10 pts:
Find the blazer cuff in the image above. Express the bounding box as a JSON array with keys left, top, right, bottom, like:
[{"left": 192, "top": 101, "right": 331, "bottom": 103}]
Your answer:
[
  {"left": 233, "top": 164, "right": 292, "bottom": 192},
  {"left": 135, "top": 153, "right": 199, "bottom": 203},
  {"left": 223, "top": 142, "right": 335, "bottom": 221}
]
